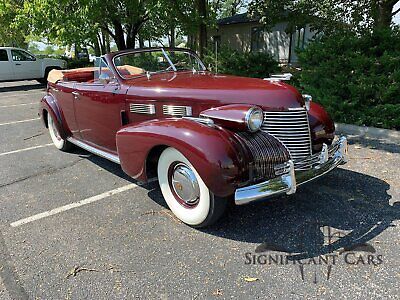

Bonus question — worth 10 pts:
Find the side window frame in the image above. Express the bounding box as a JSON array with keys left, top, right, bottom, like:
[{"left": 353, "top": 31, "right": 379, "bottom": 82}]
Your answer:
[{"left": 11, "top": 49, "right": 36, "bottom": 62}]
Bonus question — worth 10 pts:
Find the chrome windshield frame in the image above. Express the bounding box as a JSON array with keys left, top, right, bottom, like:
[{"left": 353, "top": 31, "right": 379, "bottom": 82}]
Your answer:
[
  {"left": 161, "top": 48, "right": 177, "bottom": 72},
  {"left": 112, "top": 48, "right": 206, "bottom": 80}
]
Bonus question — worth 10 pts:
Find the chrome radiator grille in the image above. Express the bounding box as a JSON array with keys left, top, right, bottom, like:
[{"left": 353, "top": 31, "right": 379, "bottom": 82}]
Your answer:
[
  {"left": 235, "top": 131, "right": 290, "bottom": 181},
  {"left": 261, "top": 108, "right": 312, "bottom": 164}
]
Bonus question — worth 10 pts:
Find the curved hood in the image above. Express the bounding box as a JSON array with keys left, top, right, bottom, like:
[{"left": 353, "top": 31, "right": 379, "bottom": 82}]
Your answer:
[
  {"left": 124, "top": 71, "right": 335, "bottom": 151},
  {"left": 125, "top": 71, "right": 305, "bottom": 111}
]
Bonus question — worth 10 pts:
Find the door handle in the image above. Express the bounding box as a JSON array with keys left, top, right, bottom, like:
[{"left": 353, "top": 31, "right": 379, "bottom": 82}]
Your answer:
[
  {"left": 15, "top": 63, "right": 21, "bottom": 66},
  {"left": 72, "top": 91, "right": 80, "bottom": 99}
]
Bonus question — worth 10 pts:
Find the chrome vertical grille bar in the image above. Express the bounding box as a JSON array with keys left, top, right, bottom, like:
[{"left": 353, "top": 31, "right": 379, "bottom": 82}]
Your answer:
[{"left": 261, "top": 108, "right": 312, "bottom": 169}]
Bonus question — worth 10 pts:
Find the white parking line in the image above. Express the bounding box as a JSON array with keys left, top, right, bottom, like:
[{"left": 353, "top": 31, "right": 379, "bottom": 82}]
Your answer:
[
  {"left": 0, "top": 144, "right": 53, "bottom": 157},
  {"left": 0, "top": 102, "right": 37, "bottom": 108},
  {"left": 0, "top": 118, "right": 40, "bottom": 126},
  {"left": 10, "top": 178, "right": 157, "bottom": 228},
  {"left": 0, "top": 91, "right": 45, "bottom": 99}
]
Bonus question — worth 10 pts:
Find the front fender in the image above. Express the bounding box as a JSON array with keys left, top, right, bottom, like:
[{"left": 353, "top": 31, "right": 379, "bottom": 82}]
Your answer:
[
  {"left": 39, "top": 93, "right": 70, "bottom": 139},
  {"left": 308, "top": 102, "right": 335, "bottom": 152},
  {"left": 116, "top": 118, "right": 248, "bottom": 197}
]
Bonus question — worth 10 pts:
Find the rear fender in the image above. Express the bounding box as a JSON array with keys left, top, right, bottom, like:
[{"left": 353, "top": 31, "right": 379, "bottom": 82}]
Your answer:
[
  {"left": 116, "top": 118, "right": 248, "bottom": 197},
  {"left": 39, "top": 93, "right": 70, "bottom": 139}
]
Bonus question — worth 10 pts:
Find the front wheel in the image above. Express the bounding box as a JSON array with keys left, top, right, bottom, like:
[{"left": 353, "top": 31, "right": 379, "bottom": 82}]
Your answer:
[
  {"left": 157, "top": 147, "right": 227, "bottom": 228},
  {"left": 48, "top": 114, "right": 72, "bottom": 151}
]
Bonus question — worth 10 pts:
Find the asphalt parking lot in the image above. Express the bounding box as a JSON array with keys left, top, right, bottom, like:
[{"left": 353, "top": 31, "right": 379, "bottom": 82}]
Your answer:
[{"left": 0, "top": 81, "right": 399, "bottom": 299}]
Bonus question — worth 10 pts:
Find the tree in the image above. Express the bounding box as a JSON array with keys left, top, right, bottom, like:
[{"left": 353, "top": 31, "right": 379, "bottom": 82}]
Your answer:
[
  {"left": 210, "top": 0, "right": 248, "bottom": 18},
  {"left": 249, "top": 0, "right": 400, "bottom": 34},
  {"left": 23, "top": 0, "right": 181, "bottom": 52},
  {"left": 0, "top": 0, "right": 28, "bottom": 47},
  {"left": 23, "top": 0, "right": 101, "bottom": 53}
]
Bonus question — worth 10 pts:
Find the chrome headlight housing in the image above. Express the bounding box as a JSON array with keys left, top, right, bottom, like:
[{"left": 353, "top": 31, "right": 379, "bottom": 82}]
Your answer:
[{"left": 245, "top": 107, "right": 264, "bottom": 132}]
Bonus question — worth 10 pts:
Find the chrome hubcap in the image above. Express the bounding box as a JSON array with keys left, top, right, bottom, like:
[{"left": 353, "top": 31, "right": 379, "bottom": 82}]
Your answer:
[{"left": 171, "top": 163, "right": 200, "bottom": 206}]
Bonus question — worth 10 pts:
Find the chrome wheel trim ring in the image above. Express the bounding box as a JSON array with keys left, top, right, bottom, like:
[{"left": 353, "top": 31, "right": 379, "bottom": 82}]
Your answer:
[{"left": 170, "top": 163, "right": 200, "bottom": 207}]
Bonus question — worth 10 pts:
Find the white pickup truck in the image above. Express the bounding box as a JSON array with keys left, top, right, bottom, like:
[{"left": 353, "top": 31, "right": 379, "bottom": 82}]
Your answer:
[{"left": 0, "top": 47, "right": 66, "bottom": 83}]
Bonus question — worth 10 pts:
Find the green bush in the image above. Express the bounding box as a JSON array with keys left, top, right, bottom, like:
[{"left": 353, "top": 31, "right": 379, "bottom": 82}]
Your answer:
[
  {"left": 203, "top": 47, "right": 279, "bottom": 78},
  {"left": 297, "top": 29, "right": 400, "bottom": 130}
]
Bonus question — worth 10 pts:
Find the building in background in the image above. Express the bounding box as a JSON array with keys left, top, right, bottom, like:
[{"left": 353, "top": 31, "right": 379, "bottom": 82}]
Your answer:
[{"left": 210, "top": 12, "right": 315, "bottom": 64}]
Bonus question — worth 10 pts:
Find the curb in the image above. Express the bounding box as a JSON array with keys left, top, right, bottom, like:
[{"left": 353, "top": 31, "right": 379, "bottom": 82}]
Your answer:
[{"left": 335, "top": 123, "right": 400, "bottom": 144}]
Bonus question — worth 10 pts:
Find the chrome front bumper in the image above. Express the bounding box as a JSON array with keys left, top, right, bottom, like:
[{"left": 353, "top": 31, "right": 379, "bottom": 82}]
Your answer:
[{"left": 234, "top": 136, "right": 348, "bottom": 205}]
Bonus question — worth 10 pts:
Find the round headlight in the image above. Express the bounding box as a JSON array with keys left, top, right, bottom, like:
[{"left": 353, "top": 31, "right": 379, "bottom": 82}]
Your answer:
[{"left": 245, "top": 107, "right": 264, "bottom": 132}]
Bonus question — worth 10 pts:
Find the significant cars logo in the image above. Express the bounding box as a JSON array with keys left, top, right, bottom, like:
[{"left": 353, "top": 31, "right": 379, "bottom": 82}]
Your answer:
[{"left": 244, "top": 225, "right": 383, "bottom": 283}]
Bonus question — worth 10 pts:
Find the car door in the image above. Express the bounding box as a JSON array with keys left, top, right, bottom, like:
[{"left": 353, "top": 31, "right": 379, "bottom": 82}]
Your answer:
[
  {"left": 74, "top": 80, "right": 127, "bottom": 153},
  {"left": 50, "top": 81, "right": 79, "bottom": 136},
  {"left": 0, "top": 49, "right": 14, "bottom": 81},
  {"left": 11, "top": 49, "right": 41, "bottom": 80}
]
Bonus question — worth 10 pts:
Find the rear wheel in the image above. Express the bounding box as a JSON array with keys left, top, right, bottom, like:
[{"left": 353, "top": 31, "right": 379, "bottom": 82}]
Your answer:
[
  {"left": 48, "top": 114, "right": 72, "bottom": 151},
  {"left": 157, "top": 147, "right": 227, "bottom": 227}
]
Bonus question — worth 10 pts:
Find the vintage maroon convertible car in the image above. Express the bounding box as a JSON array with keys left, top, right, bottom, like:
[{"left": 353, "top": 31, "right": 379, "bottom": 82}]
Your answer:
[{"left": 40, "top": 48, "right": 348, "bottom": 227}]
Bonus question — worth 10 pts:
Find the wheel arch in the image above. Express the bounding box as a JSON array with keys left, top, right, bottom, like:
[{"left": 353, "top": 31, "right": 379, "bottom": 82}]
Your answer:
[
  {"left": 116, "top": 119, "right": 248, "bottom": 198},
  {"left": 39, "top": 93, "right": 70, "bottom": 139}
]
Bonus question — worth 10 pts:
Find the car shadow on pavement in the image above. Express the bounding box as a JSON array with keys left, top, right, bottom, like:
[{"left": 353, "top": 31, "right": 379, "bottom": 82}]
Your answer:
[
  {"left": 201, "top": 168, "right": 399, "bottom": 259},
  {"left": 82, "top": 151, "right": 399, "bottom": 260},
  {"left": 0, "top": 83, "right": 45, "bottom": 93}
]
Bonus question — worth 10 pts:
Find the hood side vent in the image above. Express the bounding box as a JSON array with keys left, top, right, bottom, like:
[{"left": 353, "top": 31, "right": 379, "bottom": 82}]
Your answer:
[
  {"left": 130, "top": 103, "right": 156, "bottom": 115},
  {"left": 163, "top": 105, "right": 192, "bottom": 117}
]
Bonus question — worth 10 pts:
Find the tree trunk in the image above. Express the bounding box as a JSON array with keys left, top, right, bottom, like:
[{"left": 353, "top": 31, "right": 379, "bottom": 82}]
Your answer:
[
  {"left": 196, "top": 0, "right": 208, "bottom": 58},
  {"left": 126, "top": 32, "right": 136, "bottom": 49},
  {"left": 74, "top": 43, "right": 79, "bottom": 59},
  {"left": 170, "top": 25, "right": 176, "bottom": 48},
  {"left": 139, "top": 35, "right": 145, "bottom": 48},
  {"left": 94, "top": 37, "right": 101, "bottom": 57},
  {"left": 373, "top": 0, "right": 396, "bottom": 30},
  {"left": 97, "top": 32, "right": 105, "bottom": 55},
  {"left": 101, "top": 29, "right": 111, "bottom": 53},
  {"left": 113, "top": 21, "right": 126, "bottom": 50}
]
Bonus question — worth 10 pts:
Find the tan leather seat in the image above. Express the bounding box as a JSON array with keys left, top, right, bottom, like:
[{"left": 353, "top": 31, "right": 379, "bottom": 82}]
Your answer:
[{"left": 48, "top": 65, "right": 145, "bottom": 84}]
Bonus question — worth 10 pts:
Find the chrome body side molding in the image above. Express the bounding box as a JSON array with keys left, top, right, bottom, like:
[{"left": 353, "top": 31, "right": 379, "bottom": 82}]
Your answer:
[
  {"left": 67, "top": 137, "right": 120, "bottom": 164},
  {"left": 235, "top": 136, "right": 348, "bottom": 205}
]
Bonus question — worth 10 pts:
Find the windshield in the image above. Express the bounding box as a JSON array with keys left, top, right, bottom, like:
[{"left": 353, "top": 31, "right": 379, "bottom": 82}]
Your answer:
[{"left": 113, "top": 49, "right": 206, "bottom": 79}]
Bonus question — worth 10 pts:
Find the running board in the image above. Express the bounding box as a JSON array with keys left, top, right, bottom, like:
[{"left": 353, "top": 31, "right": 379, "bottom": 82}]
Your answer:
[{"left": 67, "top": 137, "right": 120, "bottom": 164}]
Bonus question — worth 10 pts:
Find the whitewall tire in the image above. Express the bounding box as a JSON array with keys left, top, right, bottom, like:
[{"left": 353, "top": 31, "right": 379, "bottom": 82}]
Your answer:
[
  {"left": 157, "top": 147, "right": 227, "bottom": 227},
  {"left": 48, "top": 114, "right": 72, "bottom": 151}
]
